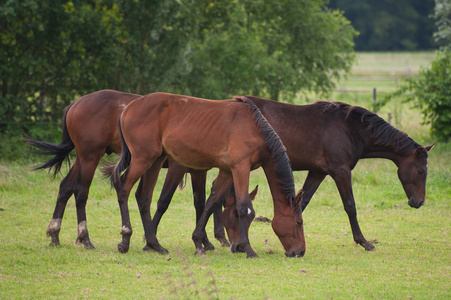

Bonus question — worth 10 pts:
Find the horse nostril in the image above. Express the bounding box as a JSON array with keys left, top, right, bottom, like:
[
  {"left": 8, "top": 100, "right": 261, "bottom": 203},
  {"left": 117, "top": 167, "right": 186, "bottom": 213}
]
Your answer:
[{"left": 299, "top": 251, "right": 305, "bottom": 257}]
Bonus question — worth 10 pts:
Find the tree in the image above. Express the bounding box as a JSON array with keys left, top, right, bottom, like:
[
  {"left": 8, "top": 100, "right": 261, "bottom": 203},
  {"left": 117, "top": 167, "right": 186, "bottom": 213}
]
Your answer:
[
  {"left": 328, "top": 0, "right": 436, "bottom": 51},
  {"left": 181, "top": 0, "right": 357, "bottom": 100},
  {"left": 433, "top": 0, "right": 451, "bottom": 50},
  {"left": 380, "top": 0, "right": 451, "bottom": 142},
  {"left": 0, "top": 0, "right": 357, "bottom": 137},
  {"left": 0, "top": 0, "right": 121, "bottom": 133}
]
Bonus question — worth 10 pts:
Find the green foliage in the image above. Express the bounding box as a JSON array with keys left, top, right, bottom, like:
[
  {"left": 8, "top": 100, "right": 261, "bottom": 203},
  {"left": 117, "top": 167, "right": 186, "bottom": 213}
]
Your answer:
[
  {"left": 0, "top": 0, "right": 121, "bottom": 125},
  {"left": 0, "top": 0, "right": 357, "bottom": 135},
  {"left": 433, "top": 0, "right": 451, "bottom": 50},
  {"left": 383, "top": 51, "right": 451, "bottom": 142}
]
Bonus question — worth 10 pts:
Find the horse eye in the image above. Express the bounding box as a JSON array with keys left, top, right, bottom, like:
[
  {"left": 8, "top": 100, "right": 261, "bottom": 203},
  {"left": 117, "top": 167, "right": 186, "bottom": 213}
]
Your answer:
[
  {"left": 297, "top": 221, "right": 303, "bottom": 227},
  {"left": 418, "top": 169, "right": 423, "bottom": 175}
]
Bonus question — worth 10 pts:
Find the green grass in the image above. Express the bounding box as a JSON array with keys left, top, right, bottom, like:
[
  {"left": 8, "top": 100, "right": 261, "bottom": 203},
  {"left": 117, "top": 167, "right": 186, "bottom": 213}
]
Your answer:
[
  {"left": 1, "top": 52, "right": 450, "bottom": 299},
  {"left": 1, "top": 130, "right": 450, "bottom": 299},
  {"left": 1, "top": 153, "right": 450, "bottom": 299}
]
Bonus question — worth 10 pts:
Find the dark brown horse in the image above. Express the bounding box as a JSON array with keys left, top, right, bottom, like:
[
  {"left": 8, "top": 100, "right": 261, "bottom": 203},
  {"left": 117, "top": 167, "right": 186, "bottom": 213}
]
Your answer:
[
  {"left": 25, "top": 89, "right": 228, "bottom": 251},
  {"left": 103, "top": 92, "right": 305, "bottom": 258},
  {"left": 222, "top": 97, "right": 434, "bottom": 251}
]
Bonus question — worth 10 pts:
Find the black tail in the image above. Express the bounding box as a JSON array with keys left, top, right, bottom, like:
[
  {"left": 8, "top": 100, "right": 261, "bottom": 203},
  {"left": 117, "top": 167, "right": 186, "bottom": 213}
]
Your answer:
[
  {"left": 24, "top": 102, "right": 76, "bottom": 177},
  {"left": 101, "top": 114, "right": 131, "bottom": 188}
]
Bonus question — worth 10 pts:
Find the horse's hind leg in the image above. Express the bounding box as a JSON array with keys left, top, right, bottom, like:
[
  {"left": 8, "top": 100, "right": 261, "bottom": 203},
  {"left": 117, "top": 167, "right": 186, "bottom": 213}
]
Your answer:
[
  {"left": 114, "top": 156, "right": 158, "bottom": 254},
  {"left": 47, "top": 166, "right": 77, "bottom": 246},
  {"left": 73, "top": 158, "right": 99, "bottom": 249},
  {"left": 135, "top": 155, "right": 169, "bottom": 254},
  {"left": 152, "top": 161, "right": 186, "bottom": 235}
]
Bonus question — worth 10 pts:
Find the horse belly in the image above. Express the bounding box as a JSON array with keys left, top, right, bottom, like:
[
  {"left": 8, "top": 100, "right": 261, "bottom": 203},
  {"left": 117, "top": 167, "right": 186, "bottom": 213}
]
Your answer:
[{"left": 162, "top": 134, "right": 230, "bottom": 171}]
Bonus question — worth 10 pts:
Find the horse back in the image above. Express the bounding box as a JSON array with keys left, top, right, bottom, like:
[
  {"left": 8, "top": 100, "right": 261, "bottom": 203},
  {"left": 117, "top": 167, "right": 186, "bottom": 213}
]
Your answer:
[
  {"left": 66, "top": 90, "right": 141, "bottom": 156},
  {"left": 120, "top": 92, "right": 267, "bottom": 170},
  {"left": 246, "top": 96, "right": 362, "bottom": 172}
]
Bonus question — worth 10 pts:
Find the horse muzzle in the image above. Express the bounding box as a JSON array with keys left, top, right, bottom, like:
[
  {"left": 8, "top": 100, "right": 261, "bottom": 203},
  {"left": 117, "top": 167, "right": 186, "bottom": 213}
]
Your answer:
[
  {"left": 285, "top": 250, "right": 305, "bottom": 258},
  {"left": 408, "top": 197, "right": 424, "bottom": 209}
]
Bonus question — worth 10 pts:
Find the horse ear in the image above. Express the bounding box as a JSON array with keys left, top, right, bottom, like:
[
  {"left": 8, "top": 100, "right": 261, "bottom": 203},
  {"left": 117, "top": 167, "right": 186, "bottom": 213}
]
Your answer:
[
  {"left": 425, "top": 143, "right": 435, "bottom": 152},
  {"left": 249, "top": 185, "right": 258, "bottom": 201},
  {"left": 415, "top": 147, "right": 427, "bottom": 158},
  {"left": 295, "top": 189, "right": 305, "bottom": 206}
]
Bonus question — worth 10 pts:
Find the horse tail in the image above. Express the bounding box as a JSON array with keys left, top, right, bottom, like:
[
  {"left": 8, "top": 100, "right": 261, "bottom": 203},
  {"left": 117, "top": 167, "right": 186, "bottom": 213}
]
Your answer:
[
  {"left": 102, "top": 114, "right": 131, "bottom": 188},
  {"left": 178, "top": 174, "right": 188, "bottom": 190},
  {"left": 234, "top": 96, "right": 295, "bottom": 201},
  {"left": 24, "top": 102, "right": 76, "bottom": 178}
]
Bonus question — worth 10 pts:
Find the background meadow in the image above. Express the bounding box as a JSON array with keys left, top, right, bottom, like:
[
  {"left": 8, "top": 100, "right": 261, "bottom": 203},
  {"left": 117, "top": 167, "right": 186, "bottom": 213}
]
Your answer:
[{"left": 1, "top": 52, "right": 450, "bottom": 299}]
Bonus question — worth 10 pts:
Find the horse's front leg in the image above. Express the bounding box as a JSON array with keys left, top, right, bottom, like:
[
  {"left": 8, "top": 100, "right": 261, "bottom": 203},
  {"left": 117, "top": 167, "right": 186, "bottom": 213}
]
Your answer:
[
  {"left": 331, "top": 169, "right": 376, "bottom": 251},
  {"left": 232, "top": 168, "right": 258, "bottom": 258},
  {"left": 192, "top": 170, "right": 232, "bottom": 255},
  {"left": 300, "top": 171, "right": 326, "bottom": 212},
  {"left": 212, "top": 198, "right": 230, "bottom": 247},
  {"left": 191, "top": 170, "right": 221, "bottom": 250}
]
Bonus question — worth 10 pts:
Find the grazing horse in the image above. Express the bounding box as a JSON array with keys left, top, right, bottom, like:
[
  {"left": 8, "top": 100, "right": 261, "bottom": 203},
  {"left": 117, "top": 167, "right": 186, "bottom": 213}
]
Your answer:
[
  {"left": 242, "top": 97, "right": 434, "bottom": 251},
  {"left": 25, "top": 89, "right": 228, "bottom": 251},
  {"left": 103, "top": 92, "right": 305, "bottom": 258}
]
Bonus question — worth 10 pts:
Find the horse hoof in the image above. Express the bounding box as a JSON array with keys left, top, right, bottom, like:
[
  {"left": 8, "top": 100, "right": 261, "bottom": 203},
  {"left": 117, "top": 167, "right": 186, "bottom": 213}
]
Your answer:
[
  {"left": 203, "top": 243, "right": 215, "bottom": 251},
  {"left": 246, "top": 252, "right": 259, "bottom": 259},
  {"left": 365, "top": 245, "right": 376, "bottom": 251},
  {"left": 49, "top": 242, "right": 60, "bottom": 247},
  {"left": 142, "top": 244, "right": 169, "bottom": 255},
  {"left": 219, "top": 238, "right": 231, "bottom": 248},
  {"left": 364, "top": 242, "right": 376, "bottom": 251},
  {"left": 117, "top": 243, "right": 129, "bottom": 254},
  {"left": 83, "top": 241, "right": 96, "bottom": 250},
  {"left": 194, "top": 248, "right": 206, "bottom": 256}
]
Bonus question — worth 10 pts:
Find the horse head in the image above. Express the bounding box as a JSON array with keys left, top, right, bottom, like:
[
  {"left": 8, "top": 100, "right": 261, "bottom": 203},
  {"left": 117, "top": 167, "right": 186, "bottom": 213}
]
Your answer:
[
  {"left": 271, "top": 189, "right": 306, "bottom": 257},
  {"left": 222, "top": 185, "right": 258, "bottom": 253},
  {"left": 397, "top": 143, "right": 434, "bottom": 208}
]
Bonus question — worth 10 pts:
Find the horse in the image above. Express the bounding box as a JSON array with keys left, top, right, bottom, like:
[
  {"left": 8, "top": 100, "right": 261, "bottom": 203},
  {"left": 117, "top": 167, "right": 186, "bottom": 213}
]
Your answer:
[
  {"left": 25, "top": 89, "right": 228, "bottom": 252},
  {"left": 102, "top": 92, "right": 305, "bottom": 258},
  {"left": 223, "top": 97, "right": 434, "bottom": 251}
]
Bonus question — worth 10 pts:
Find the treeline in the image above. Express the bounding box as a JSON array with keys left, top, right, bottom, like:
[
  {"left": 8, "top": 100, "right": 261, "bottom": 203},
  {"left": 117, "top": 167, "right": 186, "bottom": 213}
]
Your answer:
[
  {"left": 329, "top": 0, "right": 437, "bottom": 51},
  {"left": 1, "top": 0, "right": 356, "bottom": 140}
]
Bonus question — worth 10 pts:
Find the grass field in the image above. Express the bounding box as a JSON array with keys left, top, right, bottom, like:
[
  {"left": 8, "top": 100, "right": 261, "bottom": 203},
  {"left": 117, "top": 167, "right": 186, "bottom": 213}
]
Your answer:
[{"left": 1, "top": 52, "right": 450, "bottom": 299}]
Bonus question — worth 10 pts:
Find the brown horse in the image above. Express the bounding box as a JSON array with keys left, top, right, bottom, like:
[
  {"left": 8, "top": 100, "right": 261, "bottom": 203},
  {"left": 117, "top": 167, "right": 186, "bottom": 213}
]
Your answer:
[
  {"left": 222, "top": 97, "right": 434, "bottom": 251},
  {"left": 25, "top": 89, "right": 228, "bottom": 251},
  {"left": 103, "top": 92, "right": 305, "bottom": 258}
]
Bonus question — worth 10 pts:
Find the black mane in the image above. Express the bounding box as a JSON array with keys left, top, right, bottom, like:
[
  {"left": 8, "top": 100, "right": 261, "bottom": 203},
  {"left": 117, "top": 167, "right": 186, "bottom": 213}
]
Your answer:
[
  {"left": 318, "top": 101, "right": 420, "bottom": 155},
  {"left": 234, "top": 96, "right": 295, "bottom": 203}
]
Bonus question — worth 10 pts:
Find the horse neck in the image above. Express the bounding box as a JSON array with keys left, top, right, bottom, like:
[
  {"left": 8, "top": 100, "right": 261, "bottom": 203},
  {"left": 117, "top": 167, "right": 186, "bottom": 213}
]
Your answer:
[{"left": 361, "top": 135, "right": 417, "bottom": 167}]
